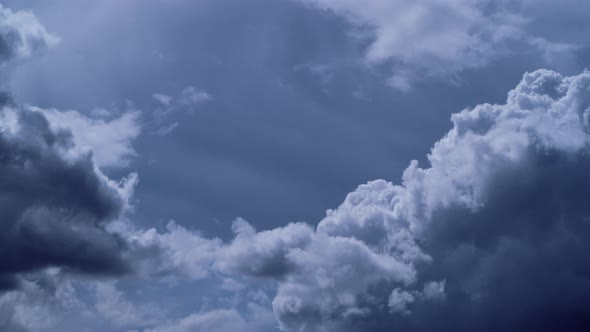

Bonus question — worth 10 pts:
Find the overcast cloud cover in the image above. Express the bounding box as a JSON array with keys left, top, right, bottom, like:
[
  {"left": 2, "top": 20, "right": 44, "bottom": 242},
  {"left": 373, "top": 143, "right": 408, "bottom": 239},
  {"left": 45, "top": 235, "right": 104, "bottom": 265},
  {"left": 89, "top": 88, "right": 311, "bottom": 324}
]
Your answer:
[{"left": 2, "top": 1, "right": 590, "bottom": 331}]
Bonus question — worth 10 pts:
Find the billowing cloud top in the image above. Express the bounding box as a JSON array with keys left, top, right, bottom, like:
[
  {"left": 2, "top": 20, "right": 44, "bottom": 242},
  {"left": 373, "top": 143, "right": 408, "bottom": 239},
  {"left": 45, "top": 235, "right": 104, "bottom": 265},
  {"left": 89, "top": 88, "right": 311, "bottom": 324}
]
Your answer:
[{"left": 186, "top": 69, "right": 590, "bottom": 331}]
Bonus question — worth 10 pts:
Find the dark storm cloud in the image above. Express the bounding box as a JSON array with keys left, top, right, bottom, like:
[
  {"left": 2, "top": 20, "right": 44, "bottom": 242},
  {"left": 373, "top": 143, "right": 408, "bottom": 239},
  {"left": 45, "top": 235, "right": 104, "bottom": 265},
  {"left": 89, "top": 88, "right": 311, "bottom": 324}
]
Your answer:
[
  {"left": 0, "top": 5, "right": 136, "bottom": 292},
  {"left": 0, "top": 102, "right": 135, "bottom": 289}
]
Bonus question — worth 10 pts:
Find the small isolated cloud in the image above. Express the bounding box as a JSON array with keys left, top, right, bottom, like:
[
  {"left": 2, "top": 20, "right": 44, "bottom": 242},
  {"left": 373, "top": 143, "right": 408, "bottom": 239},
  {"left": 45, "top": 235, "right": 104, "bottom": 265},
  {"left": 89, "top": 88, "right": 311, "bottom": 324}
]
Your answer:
[
  {"left": 0, "top": 4, "right": 59, "bottom": 65},
  {"left": 152, "top": 93, "right": 173, "bottom": 107},
  {"left": 178, "top": 86, "right": 212, "bottom": 106},
  {"left": 151, "top": 86, "right": 212, "bottom": 136},
  {"left": 294, "top": 0, "right": 577, "bottom": 90},
  {"left": 154, "top": 122, "right": 179, "bottom": 137}
]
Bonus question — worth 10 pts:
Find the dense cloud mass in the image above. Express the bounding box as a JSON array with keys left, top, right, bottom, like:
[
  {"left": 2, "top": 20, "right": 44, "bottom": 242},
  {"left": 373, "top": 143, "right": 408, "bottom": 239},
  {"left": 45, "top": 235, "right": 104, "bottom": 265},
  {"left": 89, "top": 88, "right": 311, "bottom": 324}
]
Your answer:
[
  {"left": 191, "top": 69, "right": 590, "bottom": 331},
  {"left": 0, "top": 0, "right": 135, "bottom": 299},
  {"left": 0, "top": 100, "right": 137, "bottom": 289}
]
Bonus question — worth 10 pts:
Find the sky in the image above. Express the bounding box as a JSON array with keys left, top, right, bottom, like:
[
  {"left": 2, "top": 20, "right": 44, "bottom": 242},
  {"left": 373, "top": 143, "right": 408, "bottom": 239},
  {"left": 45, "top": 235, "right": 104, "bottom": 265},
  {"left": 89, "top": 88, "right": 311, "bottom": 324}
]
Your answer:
[{"left": 1, "top": 1, "right": 590, "bottom": 331}]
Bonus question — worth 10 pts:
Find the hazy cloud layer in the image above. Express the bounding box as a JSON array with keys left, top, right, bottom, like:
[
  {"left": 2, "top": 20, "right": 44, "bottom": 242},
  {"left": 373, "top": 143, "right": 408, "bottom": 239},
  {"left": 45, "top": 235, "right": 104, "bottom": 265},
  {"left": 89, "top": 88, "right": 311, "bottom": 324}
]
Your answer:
[{"left": 295, "top": 0, "right": 577, "bottom": 90}]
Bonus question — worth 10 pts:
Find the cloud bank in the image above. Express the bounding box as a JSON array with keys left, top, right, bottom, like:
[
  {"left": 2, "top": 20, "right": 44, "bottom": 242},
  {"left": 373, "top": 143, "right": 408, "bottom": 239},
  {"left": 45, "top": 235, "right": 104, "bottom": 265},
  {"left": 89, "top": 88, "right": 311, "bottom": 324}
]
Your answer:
[
  {"left": 3, "top": 3, "right": 590, "bottom": 332},
  {"left": 145, "top": 68, "right": 590, "bottom": 331}
]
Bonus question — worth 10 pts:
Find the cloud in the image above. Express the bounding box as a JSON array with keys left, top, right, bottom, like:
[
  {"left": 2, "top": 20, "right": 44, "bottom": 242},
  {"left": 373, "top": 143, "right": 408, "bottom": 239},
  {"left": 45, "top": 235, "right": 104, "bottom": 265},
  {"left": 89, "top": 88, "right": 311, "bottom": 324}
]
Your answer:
[
  {"left": 0, "top": 6, "right": 149, "bottom": 331},
  {"left": 294, "top": 0, "right": 577, "bottom": 90},
  {"left": 3, "top": 3, "right": 590, "bottom": 331},
  {"left": 93, "top": 281, "right": 162, "bottom": 329},
  {"left": 154, "top": 122, "right": 179, "bottom": 137},
  {"left": 140, "top": 69, "right": 590, "bottom": 331},
  {"left": 0, "top": 269, "right": 80, "bottom": 332},
  {"left": 178, "top": 86, "right": 212, "bottom": 106},
  {"left": 0, "top": 101, "right": 139, "bottom": 291},
  {"left": 39, "top": 107, "right": 141, "bottom": 168},
  {"left": 0, "top": 4, "right": 59, "bottom": 65},
  {"left": 145, "top": 305, "right": 276, "bottom": 332},
  {"left": 128, "top": 220, "right": 221, "bottom": 279},
  {"left": 277, "top": 68, "right": 590, "bottom": 330},
  {"left": 150, "top": 86, "right": 212, "bottom": 136}
]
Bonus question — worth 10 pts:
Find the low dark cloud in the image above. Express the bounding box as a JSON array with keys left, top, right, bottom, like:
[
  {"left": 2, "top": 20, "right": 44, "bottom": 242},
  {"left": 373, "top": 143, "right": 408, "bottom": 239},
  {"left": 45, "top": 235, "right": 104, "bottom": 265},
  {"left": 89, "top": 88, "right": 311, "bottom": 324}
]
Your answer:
[
  {"left": 0, "top": 4, "right": 136, "bottom": 294},
  {"left": 0, "top": 101, "right": 136, "bottom": 289}
]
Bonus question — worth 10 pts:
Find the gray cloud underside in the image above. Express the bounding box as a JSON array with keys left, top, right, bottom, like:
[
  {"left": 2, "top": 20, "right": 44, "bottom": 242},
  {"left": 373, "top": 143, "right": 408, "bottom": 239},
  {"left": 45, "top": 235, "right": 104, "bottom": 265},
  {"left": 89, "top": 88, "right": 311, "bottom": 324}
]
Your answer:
[
  {"left": 0, "top": 99, "right": 138, "bottom": 289},
  {"left": 0, "top": 1, "right": 137, "bottom": 299}
]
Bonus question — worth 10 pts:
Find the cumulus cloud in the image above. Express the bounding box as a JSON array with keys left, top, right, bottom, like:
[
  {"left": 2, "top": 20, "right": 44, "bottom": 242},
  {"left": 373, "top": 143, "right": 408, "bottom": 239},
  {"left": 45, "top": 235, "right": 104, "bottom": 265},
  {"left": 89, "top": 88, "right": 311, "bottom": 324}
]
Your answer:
[
  {"left": 0, "top": 4, "right": 59, "bottom": 65},
  {"left": 0, "top": 101, "right": 138, "bottom": 290},
  {"left": 268, "top": 68, "right": 590, "bottom": 330},
  {"left": 139, "top": 69, "right": 590, "bottom": 331},
  {"left": 294, "top": 0, "right": 577, "bottom": 90}
]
